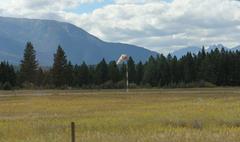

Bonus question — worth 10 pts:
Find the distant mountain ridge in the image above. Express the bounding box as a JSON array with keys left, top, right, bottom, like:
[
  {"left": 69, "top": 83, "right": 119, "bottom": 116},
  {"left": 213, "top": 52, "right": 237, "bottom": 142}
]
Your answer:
[
  {"left": 232, "top": 45, "right": 240, "bottom": 51},
  {"left": 172, "top": 44, "right": 240, "bottom": 58},
  {"left": 0, "top": 16, "right": 158, "bottom": 65}
]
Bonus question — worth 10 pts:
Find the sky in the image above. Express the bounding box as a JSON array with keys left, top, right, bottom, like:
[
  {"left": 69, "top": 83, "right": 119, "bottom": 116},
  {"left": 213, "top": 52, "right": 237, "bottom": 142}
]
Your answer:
[{"left": 0, "top": 0, "right": 240, "bottom": 54}]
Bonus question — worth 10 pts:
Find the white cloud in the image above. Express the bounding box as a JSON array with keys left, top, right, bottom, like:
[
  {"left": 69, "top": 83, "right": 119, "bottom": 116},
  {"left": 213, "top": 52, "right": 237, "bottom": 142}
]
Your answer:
[
  {"left": 71, "top": 0, "right": 240, "bottom": 53},
  {"left": 0, "top": 0, "right": 240, "bottom": 54},
  {"left": 0, "top": 0, "right": 103, "bottom": 17}
]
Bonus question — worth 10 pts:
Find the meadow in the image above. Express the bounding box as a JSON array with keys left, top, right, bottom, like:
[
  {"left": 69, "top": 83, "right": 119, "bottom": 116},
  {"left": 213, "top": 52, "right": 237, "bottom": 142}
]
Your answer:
[{"left": 0, "top": 88, "right": 240, "bottom": 142}]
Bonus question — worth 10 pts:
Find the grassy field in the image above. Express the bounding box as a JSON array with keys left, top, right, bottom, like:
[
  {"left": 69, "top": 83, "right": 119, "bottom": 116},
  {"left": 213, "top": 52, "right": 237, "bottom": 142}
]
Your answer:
[{"left": 0, "top": 88, "right": 240, "bottom": 142}]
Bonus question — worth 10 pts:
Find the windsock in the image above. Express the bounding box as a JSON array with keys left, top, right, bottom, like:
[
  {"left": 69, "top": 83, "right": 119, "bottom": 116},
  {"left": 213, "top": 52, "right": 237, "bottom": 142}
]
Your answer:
[{"left": 117, "top": 54, "right": 129, "bottom": 64}]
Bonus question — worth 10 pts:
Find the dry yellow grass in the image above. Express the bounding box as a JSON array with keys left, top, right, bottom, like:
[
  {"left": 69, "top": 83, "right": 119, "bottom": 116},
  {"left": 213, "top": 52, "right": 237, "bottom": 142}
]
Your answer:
[{"left": 0, "top": 88, "right": 240, "bottom": 142}]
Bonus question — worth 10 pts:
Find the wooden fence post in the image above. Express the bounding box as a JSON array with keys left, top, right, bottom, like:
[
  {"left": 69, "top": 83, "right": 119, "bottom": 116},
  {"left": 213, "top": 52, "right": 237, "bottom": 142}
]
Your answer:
[{"left": 71, "top": 122, "right": 75, "bottom": 142}]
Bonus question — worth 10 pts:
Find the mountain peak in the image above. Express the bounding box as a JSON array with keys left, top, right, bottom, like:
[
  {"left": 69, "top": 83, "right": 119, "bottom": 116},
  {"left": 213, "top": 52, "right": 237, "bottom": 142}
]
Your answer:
[
  {"left": 232, "top": 45, "right": 240, "bottom": 51},
  {"left": 171, "top": 46, "right": 201, "bottom": 58},
  {"left": 207, "top": 44, "right": 228, "bottom": 51},
  {"left": 172, "top": 44, "right": 240, "bottom": 58}
]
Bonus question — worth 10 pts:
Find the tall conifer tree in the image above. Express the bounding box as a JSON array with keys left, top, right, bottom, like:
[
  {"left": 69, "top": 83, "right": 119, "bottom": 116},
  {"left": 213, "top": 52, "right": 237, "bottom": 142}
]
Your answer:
[
  {"left": 127, "top": 57, "right": 136, "bottom": 83},
  {"left": 20, "top": 42, "right": 38, "bottom": 84},
  {"left": 52, "top": 46, "right": 68, "bottom": 87},
  {"left": 95, "top": 59, "right": 108, "bottom": 85}
]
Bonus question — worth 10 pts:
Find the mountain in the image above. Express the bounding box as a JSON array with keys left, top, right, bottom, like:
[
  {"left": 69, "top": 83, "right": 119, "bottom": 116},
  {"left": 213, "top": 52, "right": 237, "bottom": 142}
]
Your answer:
[
  {"left": 206, "top": 44, "right": 228, "bottom": 52},
  {"left": 171, "top": 46, "right": 201, "bottom": 58},
  {"left": 232, "top": 45, "right": 240, "bottom": 52},
  {"left": 0, "top": 16, "right": 158, "bottom": 65},
  {"left": 172, "top": 44, "right": 240, "bottom": 58}
]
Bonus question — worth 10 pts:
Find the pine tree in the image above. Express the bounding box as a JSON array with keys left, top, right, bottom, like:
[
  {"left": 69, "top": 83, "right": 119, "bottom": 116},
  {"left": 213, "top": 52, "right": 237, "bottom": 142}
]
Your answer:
[
  {"left": 74, "top": 62, "right": 90, "bottom": 87},
  {"left": 95, "top": 59, "right": 108, "bottom": 85},
  {"left": 179, "top": 53, "right": 195, "bottom": 83},
  {"left": 157, "top": 54, "right": 170, "bottom": 86},
  {"left": 119, "top": 63, "right": 126, "bottom": 81},
  {"left": 80, "top": 62, "right": 90, "bottom": 85},
  {"left": 51, "top": 46, "right": 68, "bottom": 87},
  {"left": 65, "top": 61, "right": 74, "bottom": 86},
  {"left": 0, "top": 62, "right": 16, "bottom": 88},
  {"left": 127, "top": 57, "right": 136, "bottom": 83},
  {"left": 169, "top": 56, "right": 179, "bottom": 84},
  {"left": 135, "top": 61, "right": 144, "bottom": 85},
  {"left": 108, "top": 61, "right": 120, "bottom": 83},
  {"left": 73, "top": 65, "right": 80, "bottom": 87},
  {"left": 35, "top": 67, "right": 44, "bottom": 87},
  {"left": 143, "top": 56, "right": 158, "bottom": 86},
  {"left": 20, "top": 42, "right": 38, "bottom": 84},
  {"left": 196, "top": 46, "right": 206, "bottom": 81},
  {"left": 88, "top": 65, "right": 95, "bottom": 86}
]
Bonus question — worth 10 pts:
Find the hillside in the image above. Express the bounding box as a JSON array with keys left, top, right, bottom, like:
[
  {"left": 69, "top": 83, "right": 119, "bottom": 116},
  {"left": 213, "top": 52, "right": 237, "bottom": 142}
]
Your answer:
[{"left": 0, "top": 16, "right": 158, "bottom": 65}]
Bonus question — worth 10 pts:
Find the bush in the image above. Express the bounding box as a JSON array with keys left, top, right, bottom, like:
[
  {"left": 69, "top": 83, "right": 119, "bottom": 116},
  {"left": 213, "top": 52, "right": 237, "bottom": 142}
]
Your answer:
[
  {"left": 22, "top": 82, "right": 35, "bottom": 89},
  {"left": 116, "top": 80, "right": 126, "bottom": 89},
  {"left": 200, "top": 81, "right": 216, "bottom": 88},
  {"left": 101, "top": 80, "right": 114, "bottom": 89},
  {"left": 143, "top": 83, "right": 153, "bottom": 88},
  {"left": 2, "top": 82, "right": 13, "bottom": 90},
  {"left": 129, "top": 83, "right": 137, "bottom": 89},
  {"left": 165, "top": 81, "right": 217, "bottom": 88},
  {"left": 164, "top": 82, "right": 177, "bottom": 88}
]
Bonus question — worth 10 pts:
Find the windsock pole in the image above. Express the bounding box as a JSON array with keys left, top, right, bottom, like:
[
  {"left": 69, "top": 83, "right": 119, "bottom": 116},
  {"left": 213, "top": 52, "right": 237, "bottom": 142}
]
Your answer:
[{"left": 117, "top": 54, "right": 129, "bottom": 93}]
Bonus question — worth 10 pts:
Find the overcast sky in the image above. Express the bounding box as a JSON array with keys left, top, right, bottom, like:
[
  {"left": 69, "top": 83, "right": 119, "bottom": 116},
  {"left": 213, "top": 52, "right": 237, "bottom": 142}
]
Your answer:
[{"left": 0, "top": 0, "right": 240, "bottom": 54}]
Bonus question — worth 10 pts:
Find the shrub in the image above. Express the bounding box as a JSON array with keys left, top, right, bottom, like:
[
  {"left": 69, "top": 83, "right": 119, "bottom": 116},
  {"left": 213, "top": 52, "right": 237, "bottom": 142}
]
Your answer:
[
  {"left": 170, "top": 81, "right": 217, "bottom": 88},
  {"left": 129, "top": 83, "right": 138, "bottom": 89},
  {"left": 2, "top": 82, "right": 13, "bottom": 90},
  {"left": 22, "top": 82, "right": 35, "bottom": 89},
  {"left": 143, "top": 83, "right": 152, "bottom": 88},
  {"left": 101, "top": 80, "right": 114, "bottom": 89},
  {"left": 116, "top": 80, "right": 126, "bottom": 89}
]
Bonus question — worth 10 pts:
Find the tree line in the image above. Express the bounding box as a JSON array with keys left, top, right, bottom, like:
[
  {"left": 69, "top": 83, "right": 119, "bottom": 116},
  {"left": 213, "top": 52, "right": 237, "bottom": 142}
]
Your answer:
[{"left": 0, "top": 42, "right": 240, "bottom": 90}]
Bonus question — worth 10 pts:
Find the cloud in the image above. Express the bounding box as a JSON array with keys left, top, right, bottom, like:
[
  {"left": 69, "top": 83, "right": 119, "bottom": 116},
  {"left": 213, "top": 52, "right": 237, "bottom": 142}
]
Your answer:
[
  {"left": 71, "top": 0, "right": 240, "bottom": 53},
  {"left": 0, "top": 0, "right": 240, "bottom": 54},
  {"left": 0, "top": 0, "right": 103, "bottom": 17}
]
